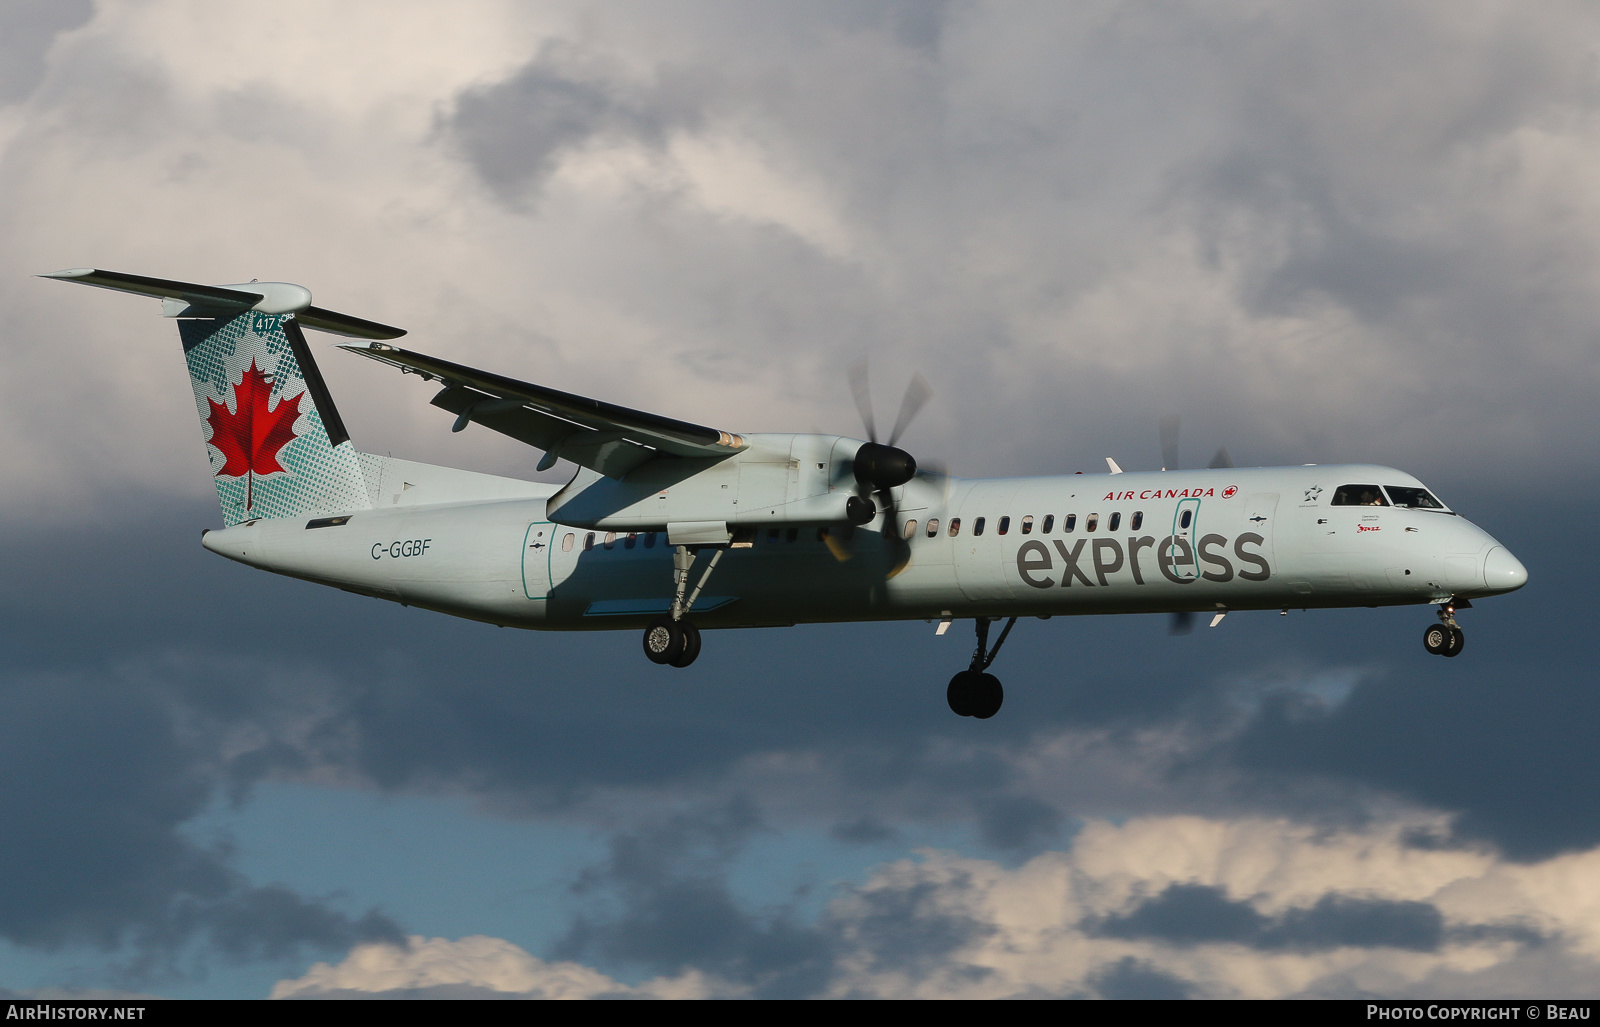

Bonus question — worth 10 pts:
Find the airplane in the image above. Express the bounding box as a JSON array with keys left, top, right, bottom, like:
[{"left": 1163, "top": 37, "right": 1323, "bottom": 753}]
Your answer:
[{"left": 44, "top": 268, "right": 1529, "bottom": 719}]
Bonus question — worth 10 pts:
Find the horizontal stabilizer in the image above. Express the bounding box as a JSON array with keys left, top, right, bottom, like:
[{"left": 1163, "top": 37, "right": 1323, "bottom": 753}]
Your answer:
[
  {"left": 40, "top": 268, "right": 405, "bottom": 340},
  {"left": 295, "top": 306, "right": 409, "bottom": 341},
  {"left": 341, "top": 341, "right": 746, "bottom": 477}
]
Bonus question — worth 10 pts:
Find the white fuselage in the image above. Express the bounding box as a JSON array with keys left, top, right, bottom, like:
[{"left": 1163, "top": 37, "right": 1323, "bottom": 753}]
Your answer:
[{"left": 198, "top": 456, "right": 1526, "bottom": 632}]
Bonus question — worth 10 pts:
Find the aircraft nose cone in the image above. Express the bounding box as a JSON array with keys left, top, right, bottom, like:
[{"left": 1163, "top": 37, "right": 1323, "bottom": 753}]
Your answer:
[{"left": 1483, "top": 546, "right": 1528, "bottom": 593}]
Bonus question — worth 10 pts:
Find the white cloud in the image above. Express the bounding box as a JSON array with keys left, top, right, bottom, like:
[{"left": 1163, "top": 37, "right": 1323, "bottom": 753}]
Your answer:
[
  {"left": 271, "top": 934, "right": 732, "bottom": 999},
  {"left": 276, "top": 815, "right": 1600, "bottom": 999},
  {"left": 822, "top": 815, "right": 1600, "bottom": 998}
]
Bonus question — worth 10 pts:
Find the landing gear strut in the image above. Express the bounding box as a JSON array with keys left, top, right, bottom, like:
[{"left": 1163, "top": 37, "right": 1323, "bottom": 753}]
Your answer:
[
  {"left": 642, "top": 544, "right": 725, "bottom": 669},
  {"left": 947, "top": 616, "right": 1016, "bottom": 719},
  {"left": 1423, "top": 600, "right": 1466, "bottom": 658}
]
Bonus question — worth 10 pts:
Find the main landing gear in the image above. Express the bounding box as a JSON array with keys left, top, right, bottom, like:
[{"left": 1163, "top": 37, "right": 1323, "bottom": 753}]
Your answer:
[
  {"left": 947, "top": 616, "right": 1017, "bottom": 719},
  {"left": 642, "top": 544, "right": 725, "bottom": 669},
  {"left": 1423, "top": 599, "right": 1467, "bottom": 658}
]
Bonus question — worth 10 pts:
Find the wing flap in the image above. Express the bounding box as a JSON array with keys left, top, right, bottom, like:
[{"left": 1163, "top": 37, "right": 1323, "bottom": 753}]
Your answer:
[{"left": 343, "top": 342, "right": 745, "bottom": 477}]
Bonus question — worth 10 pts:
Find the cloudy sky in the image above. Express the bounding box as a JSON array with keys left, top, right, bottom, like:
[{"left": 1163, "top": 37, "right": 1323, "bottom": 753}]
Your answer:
[{"left": 1, "top": 0, "right": 1597, "bottom": 999}]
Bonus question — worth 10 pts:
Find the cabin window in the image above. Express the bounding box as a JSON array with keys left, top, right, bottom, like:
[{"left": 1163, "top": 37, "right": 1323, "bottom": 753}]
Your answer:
[
  {"left": 644, "top": 532, "right": 657, "bottom": 548},
  {"left": 903, "top": 519, "right": 918, "bottom": 539},
  {"left": 926, "top": 518, "right": 940, "bottom": 537},
  {"left": 1131, "top": 511, "right": 1143, "bottom": 531},
  {"left": 583, "top": 533, "right": 595, "bottom": 551},
  {"left": 603, "top": 531, "right": 617, "bottom": 549},
  {"left": 948, "top": 518, "right": 961, "bottom": 537},
  {"left": 1179, "top": 509, "right": 1193, "bottom": 529},
  {"left": 786, "top": 527, "right": 798, "bottom": 543},
  {"left": 1064, "top": 513, "right": 1077, "bottom": 532},
  {"left": 1108, "top": 512, "right": 1121, "bottom": 532},
  {"left": 1041, "top": 514, "right": 1054, "bottom": 533},
  {"left": 973, "top": 517, "right": 986, "bottom": 537},
  {"left": 1021, "top": 515, "right": 1034, "bottom": 534},
  {"left": 624, "top": 533, "right": 637, "bottom": 549},
  {"left": 562, "top": 533, "right": 575, "bottom": 552},
  {"left": 1385, "top": 486, "right": 1446, "bottom": 510},
  {"left": 1086, "top": 513, "right": 1099, "bottom": 532},
  {"left": 768, "top": 528, "right": 780, "bottom": 541},
  {"left": 1331, "top": 484, "right": 1389, "bottom": 507},
  {"left": 999, "top": 516, "right": 1012, "bottom": 535}
]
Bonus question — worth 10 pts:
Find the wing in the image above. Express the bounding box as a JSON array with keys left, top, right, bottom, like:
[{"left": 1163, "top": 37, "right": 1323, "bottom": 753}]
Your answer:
[{"left": 341, "top": 341, "right": 746, "bottom": 478}]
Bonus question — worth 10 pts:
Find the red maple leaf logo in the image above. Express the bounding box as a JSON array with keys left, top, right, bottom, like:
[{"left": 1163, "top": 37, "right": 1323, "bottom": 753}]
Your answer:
[{"left": 205, "top": 360, "right": 303, "bottom": 509}]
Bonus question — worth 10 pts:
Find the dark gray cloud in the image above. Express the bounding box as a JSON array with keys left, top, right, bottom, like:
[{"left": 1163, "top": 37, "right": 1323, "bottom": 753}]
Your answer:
[
  {"left": 450, "top": 56, "right": 635, "bottom": 200},
  {"left": 1092, "top": 884, "right": 1446, "bottom": 953},
  {"left": 553, "top": 800, "right": 833, "bottom": 998},
  {"left": 828, "top": 817, "right": 899, "bottom": 845},
  {"left": 1091, "top": 956, "right": 1194, "bottom": 1000},
  {"left": 830, "top": 873, "right": 993, "bottom": 978},
  {"left": 0, "top": 493, "right": 1572, "bottom": 994},
  {"left": 0, "top": 658, "right": 402, "bottom": 977},
  {"left": 0, "top": 0, "right": 92, "bottom": 103}
]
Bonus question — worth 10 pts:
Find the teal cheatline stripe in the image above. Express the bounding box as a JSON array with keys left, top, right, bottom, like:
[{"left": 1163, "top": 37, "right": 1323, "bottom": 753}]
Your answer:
[{"left": 583, "top": 597, "right": 737, "bottom": 617}]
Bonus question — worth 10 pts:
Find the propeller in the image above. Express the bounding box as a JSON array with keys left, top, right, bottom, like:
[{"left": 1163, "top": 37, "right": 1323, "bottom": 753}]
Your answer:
[
  {"left": 844, "top": 360, "right": 935, "bottom": 574},
  {"left": 1159, "top": 415, "right": 1181, "bottom": 473},
  {"left": 1157, "top": 415, "right": 1233, "bottom": 471}
]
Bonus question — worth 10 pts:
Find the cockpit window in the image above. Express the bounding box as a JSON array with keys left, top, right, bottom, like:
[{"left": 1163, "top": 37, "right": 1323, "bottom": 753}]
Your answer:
[
  {"left": 1331, "top": 484, "right": 1389, "bottom": 507},
  {"left": 1385, "top": 486, "right": 1447, "bottom": 510}
]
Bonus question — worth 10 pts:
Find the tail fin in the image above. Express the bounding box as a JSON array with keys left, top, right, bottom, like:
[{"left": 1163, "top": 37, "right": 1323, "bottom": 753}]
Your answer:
[
  {"left": 179, "top": 310, "right": 375, "bottom": 524},
  {"left": 42, "top": 269, "right": 405, "bottom": 526}
]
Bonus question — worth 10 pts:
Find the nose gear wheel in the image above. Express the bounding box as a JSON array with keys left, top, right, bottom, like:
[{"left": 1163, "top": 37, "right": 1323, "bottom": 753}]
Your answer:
[{"left": 1423, "top": 601, "right": 1467, "bottom": 657}]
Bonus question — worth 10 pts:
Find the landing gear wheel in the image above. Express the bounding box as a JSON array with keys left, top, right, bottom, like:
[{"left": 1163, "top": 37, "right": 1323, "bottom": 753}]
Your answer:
[
  {"left": 669, "top": 621, "right": 701, "bottom": 668},
  {"left": 642, "top": 616, "right": 683, "bottom": 665},
  {"left": 1423, "top": 624, "right": 1450, "bottom": 655},
  {"left": 947, "top": 671, "right": 1003, "bottom": 718},
  {"left": 1443, "top": 625, "right": 1464, "bottom": 658},
  {"left": 947, "top": 671, "right": 979, "bottom": 717},
  {"left": 970, "top": 673, "right": 1004, "bottom": 719}
]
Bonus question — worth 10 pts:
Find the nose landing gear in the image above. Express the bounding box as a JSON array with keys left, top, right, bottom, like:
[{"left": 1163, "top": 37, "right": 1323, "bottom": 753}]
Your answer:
[
  {"left": 1423, "top": 600, "right": 1467, "bottom": 657},
  {"left": 947, "top": 616, "right": 1016, "bottom": 719}
]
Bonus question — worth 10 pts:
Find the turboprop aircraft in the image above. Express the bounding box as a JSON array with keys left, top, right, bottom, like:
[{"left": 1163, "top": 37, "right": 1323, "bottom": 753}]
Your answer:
[{"left": 44, "top": 268, "right": 1529, "bottom": 719}]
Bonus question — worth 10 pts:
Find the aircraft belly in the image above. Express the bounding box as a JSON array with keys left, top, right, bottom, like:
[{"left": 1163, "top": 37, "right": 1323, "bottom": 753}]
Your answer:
[{"left": 235, "top": 501, "right": 541, "bottom": 622}]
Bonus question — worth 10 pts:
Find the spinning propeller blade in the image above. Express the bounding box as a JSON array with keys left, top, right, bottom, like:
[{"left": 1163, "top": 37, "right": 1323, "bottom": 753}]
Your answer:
[
  {"left": 848, "top": 359, "right": 878, "bottom": 445},
  {"left": 1158, "top": 415, "right": 1234, "bottom": 472},
  {"left": 887, "top": 373, "right": 932, "bottom": 449},
  {"left": 1159, "top": 415, "right": 1181, "bottom": 471}
]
